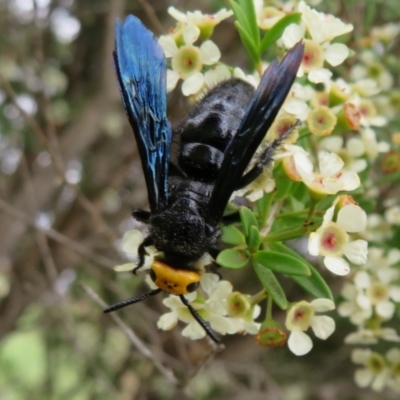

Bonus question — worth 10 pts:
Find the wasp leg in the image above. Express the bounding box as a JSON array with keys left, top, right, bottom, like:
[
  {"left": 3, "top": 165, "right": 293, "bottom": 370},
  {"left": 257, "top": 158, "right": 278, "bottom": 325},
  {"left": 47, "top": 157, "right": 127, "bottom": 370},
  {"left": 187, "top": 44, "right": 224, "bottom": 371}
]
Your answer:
[
  {"left": 134, "top": 236, "right": 154, "bottom": 275},
  {"left": 234, "top": 121, "right": 300, "bottom": 190},
  {"left": 179, "top": 295, "right": 221, "bottom": 344},
  {"left": 104, "top": 289, "right": 161, "bottom": 313},
  {"left": 132, "top": 209, "right": 151, "bottom": 223}
]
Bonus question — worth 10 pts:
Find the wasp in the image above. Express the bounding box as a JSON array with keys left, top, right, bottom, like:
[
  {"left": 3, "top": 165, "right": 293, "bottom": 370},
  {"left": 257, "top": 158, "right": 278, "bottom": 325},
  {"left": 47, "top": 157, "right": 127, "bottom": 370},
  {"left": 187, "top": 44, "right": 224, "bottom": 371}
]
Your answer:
[{"left": 104, "top": 15, "right": 304, "bottom": 343}]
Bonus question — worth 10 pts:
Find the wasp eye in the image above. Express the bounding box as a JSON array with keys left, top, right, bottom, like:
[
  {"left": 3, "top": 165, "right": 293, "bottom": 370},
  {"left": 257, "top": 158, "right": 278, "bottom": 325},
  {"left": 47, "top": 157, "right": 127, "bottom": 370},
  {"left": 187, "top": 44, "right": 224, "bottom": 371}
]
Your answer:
[
  {"left": 150, "top": 269, "right": 157, "bottom": 282},
  {"left": 186, "top": 282, "right": 199, "bottom": 293}
]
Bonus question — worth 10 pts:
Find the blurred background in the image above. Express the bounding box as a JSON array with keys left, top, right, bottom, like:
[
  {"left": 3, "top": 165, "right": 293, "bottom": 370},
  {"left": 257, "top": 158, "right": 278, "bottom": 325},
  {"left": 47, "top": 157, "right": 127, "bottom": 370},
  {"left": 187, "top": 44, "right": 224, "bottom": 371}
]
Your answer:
[{"left": 0, "top": 0, "right": 399, "bottom": 399}]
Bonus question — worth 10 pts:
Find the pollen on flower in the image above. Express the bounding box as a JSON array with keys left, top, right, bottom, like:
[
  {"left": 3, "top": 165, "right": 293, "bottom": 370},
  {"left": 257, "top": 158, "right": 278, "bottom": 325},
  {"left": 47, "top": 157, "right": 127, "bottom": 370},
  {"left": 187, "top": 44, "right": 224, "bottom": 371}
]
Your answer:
[
  {"left": 172, "top": 46, "right": 202, "bottom": 79},
  {"left": 307, "top": 106, "right": 337, "bottom": 136},
  {"left": 367, "top": 282, "right": 390, "bottom": 304},
  {"left": 302, "top": 40, "right": 324, "bottom": 72}
]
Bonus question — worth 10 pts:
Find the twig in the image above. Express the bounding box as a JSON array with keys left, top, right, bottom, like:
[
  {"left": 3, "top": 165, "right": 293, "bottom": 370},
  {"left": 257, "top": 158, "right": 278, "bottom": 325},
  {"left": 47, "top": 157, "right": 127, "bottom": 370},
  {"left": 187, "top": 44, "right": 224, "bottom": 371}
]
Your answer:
[
  {"left": 0, "top": 198, "right": 117, "bottom": 268},
  {"left": 80, "top": 283, "right": 178, "bottom": 385}
]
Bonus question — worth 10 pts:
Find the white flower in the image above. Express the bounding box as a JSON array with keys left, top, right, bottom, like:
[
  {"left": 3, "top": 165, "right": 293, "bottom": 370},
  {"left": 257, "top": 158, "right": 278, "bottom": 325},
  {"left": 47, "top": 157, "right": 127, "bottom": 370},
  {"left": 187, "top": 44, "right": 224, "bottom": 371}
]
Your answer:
[
  {"left": 113, "top": 230, "right": 157, "bottom": 272},
  {"left": 293, "top": 151, "right": 360, "bottom": 196},
  {"left": 385, "top": 205, "right": 400, "bottom": 225},
  {"left": 352, "top": 348, "right": 390, "bottom": 391},
  {"left": 386, "top": 347, "right": 400, "bottom": 392},
  {"left": 157, "top": 273, "right": 261, "bottom": 340},
  {"left": 362, "top": 213, "right": 392, "bottom": 243},
  {"left": 308, "top": 203, "right": 368, "bottom": 275},
  {"left": 349, "top": 49, "right": 394, "bottom": 91},
  {"left": 168, "top": 7, "right": 233, "bottom": 27},
  {"left": 345, "top": 328, "right": 400, "bottom": 345},
  {"left": 158, "top": 23, "right": 222, "bottom": 95},
  {"left": 349, "top": 249, "right": 400, "bottom": 321},
  {"left": 319, "top": 136, "right": 368, "bottom": 173},
  {"left": 281, "top": 2, "right": 353, "bottom": 84},
  {"left": 285, "top": 299, "right": 335, "bottom": 356},
  {"left": 298, "top": 1, "right": 353, "bottom": 44},
  {"left": 338, "top": 281, "right": 373, "bottom": 325}
]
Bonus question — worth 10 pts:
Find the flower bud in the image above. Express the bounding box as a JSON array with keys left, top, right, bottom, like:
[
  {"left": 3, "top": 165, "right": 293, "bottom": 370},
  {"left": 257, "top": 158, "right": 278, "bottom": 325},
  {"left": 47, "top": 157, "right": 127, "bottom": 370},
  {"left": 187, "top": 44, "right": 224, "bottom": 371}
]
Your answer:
[
  {"left": 311, "top": 91, "right": 329, "bottom": 108},
  {"left": 307, "top": 106, "right": 337, "bottom": 136},
  {"left": 329, "top": 81, "right": 351, "bottom": 106},
  {"left": 335, "top": 195, "right": 358, "bottom": 208},
  {"left": 285, "top": 301, "right": 315, "bottom": 331},
  {"left": 336, "top": 102, "right": 361, "bottom": 131},
  {"left": 255, "top": 320, "right": 287, "bottom": 347},
  {"left": 282, "top": 156, "right": 303, "bottom": 182},
  {"left": 226, "top": 292, "right": 251, "bottom": 317},
  {"left": 381, "top": 150, "right": 400, "bottom": 174},
  {"left": 268, "top": 114, "right": 299, "bottom": 143}
]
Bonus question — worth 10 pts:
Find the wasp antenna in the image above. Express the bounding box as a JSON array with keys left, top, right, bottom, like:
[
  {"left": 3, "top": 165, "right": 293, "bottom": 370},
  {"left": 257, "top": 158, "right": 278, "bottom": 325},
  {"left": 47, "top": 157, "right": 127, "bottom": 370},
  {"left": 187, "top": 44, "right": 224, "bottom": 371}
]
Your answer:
[
  {"left": 104, "top": 289, "right": 162, "bottom": 313},
  {"left": 179, "top": 295, "right": 221, "bottom": 344}
]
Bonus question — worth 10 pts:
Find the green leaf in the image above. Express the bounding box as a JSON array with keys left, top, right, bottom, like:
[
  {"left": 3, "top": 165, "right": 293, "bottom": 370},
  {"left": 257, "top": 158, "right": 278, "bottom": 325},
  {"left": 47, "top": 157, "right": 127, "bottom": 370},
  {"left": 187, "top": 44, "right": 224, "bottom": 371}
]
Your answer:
[
  {"left": 252, "top": 250, "right": 311, "bottom": 276},
  {"left": 234, "top": 0, "right": 259, "bottom": 47},
  {"left": 269, "top": 242, "right": 333, "bottom": 300},
  {"left": 234, "top": 21, "right": 260, "bottom": 66},
  {"left": 247, "top": 225, "right": 261, "bottom": 253},
  {"left": 221, "top": 225, "right": 246, "bottom": 245},
  {"left": 239, "top": 206, "right": 258, "bottom": 237},
  {"left": 217, "top": 248, "right": 250, "bottom": 269},
  {"left": 259, "top": 12, "right": 302, "bottom": 54},
  {"left": 253, "top": 262, "right": 287, "bottom": 309}
]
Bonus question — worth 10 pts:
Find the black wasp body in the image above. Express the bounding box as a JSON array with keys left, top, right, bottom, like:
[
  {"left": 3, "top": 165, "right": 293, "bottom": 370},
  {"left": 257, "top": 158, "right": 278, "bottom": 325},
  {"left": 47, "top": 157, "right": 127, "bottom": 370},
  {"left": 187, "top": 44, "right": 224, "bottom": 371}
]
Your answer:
[
  {"left": 104, "top": 15, "right": 304, "bottom": 343},
  {"left": 141, "top": 80, "right": 255, "bottom": 267}
]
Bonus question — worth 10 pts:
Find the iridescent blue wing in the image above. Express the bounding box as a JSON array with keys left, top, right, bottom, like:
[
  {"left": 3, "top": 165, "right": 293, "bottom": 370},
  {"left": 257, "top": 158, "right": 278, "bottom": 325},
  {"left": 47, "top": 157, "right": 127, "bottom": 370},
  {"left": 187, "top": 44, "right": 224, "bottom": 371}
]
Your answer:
[
  {"left": 205, "top": 42, "right": 304, "bottom": 225},
  {"left": 114, "top": 15, "right": 171, "bottom": 211}
]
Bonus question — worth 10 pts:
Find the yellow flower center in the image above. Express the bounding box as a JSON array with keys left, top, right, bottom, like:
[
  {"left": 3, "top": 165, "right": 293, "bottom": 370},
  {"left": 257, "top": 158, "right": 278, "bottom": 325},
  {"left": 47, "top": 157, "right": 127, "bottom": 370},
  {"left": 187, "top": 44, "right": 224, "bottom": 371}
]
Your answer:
[{"left": 172, "top": 45, "right": 203, "bottom": 79}]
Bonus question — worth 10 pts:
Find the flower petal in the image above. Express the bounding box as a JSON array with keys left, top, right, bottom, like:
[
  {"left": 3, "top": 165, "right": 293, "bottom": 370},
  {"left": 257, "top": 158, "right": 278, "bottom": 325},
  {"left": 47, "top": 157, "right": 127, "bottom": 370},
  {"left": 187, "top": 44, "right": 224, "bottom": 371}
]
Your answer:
[
  {"left": 337, "top": 205, "right": 367, "bottom": 232},
  {"left": 324, "top": 43, "right": 349, "bottom": 66},
  {"left": 324, "top": 256, "right": 351, "bottom": 275},
  {"left": 113, "top": 262, "right": 135, "bottom": 272},
  {"left": 307, "top": 232, "right": 320, "bottom": 256},
  {"left": 121, "top": 230, "right": 144, "bottom": 253},
  {"left": 376, "top": 301, "right": 395, "bottom": 319},
  {"left": 343, "top": 240, "right": 368, "bottom": 265},
  {"left": 200, "top": 40, "right": 221, "bottom": 64},
  {"left": 282, "top": 23, "right": 305, "bottom": 48},
  {"left": 389, "top": 285, "right": 400, "bottom": 302},
  {"left": 340, "top": 170, "right": 361, "bottom": 191},
  {"left": 157, "top": 312, "right": 179, "bottom": 330},
  {"left": 351, "top": 348, "right": 371, "bottom": 363},
  {"left": 209, "top": 314, "right": 237, "bottom": 335},
  {"left": 166, "top": 69, "right": 180, "bottom": 92},
  {"left": 310, "top": 298, "right": 335, "bottom": 312},
  {"left": 158, "top": 35, "right": 178, "bottom": 57},
  {"left": 204, "top": 64, "right": 231, "bottom": 88},
  {"left": 288, "top": 331, "right": 313, "bottom": 356},
  {"left": 182, "top": 321, "right": 206, "bottom": 340},
  {"left": 183, "top": 23, "right": 200, "bottom": 45},
  {"left": 354, "top": 368, "right": 374, "bottom": 388},
  {"left": 182, "top": 72, "right": 204, "bottom": 96},
  {"left": 311, "top": 315, "right": 335, "bottom": 339},
  {"left": 318, "top": 151, "right": 344, "bottom": 177},
  {"left": 308, "top": 68, "right": 332, "bottom": 84}
]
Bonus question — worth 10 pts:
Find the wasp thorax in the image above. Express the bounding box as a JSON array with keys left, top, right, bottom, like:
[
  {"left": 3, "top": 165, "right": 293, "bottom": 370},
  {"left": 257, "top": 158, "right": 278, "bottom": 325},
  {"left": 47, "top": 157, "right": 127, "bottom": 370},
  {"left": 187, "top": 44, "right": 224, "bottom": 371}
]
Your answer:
[
  {"left": 150, "top": 260, "right": 200, "bottom": 295},
  {"left": 150, "top": 209, "right": 211, "bottom": 258}
]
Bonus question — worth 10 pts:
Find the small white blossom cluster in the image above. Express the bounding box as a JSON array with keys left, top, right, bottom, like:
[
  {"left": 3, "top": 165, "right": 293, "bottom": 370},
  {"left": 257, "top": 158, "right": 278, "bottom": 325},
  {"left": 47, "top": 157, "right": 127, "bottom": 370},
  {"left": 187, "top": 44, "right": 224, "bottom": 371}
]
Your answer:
[
  {"left": 158, "top": 7, "right": 233, "bottom": 96},
  {"left": 338, "top": 246, "right": 400, "bottom": 391},
  {"left": 157, "top": 273, "right": 261, "bottom": 340},
  {"left": 111, "top": 3, "right": 400, "bottom": 391}
]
